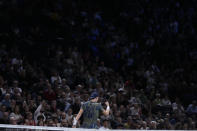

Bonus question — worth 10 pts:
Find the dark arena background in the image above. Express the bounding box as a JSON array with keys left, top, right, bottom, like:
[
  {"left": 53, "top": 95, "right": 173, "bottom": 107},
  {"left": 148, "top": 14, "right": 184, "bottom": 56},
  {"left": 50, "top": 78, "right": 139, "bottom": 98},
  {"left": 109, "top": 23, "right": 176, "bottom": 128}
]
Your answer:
[{"left": 0, "top": 0, "right": 196, "bottom": 130}]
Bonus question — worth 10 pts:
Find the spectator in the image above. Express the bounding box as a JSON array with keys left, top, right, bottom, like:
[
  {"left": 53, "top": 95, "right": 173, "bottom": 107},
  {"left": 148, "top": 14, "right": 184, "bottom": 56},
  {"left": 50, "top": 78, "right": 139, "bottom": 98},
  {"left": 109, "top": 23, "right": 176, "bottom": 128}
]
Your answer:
[
  {"left": 44, "top": 84, "right": 56, "bottom": 102},
  {"left": 9, "top": 105, "right": 23, "bottom": 124},
  {"left": 99, "top": 118, "right": 111, "bottom": 129},
  {"left": 9, "top": 116, "right": 17, "bottom": 125},
  {"left": 25, "top": 112, "right": 35, "bottom": 126},
  {"left": 65, "top": 108, "right": 73, "bottom": 125},
  {"left": 34, "top": 101, "right": 46, "bottom": 125},
  {"left": 186, "top": 100, "right": 197, "bottom": 115},
  {"left": 60, "top": 119, "right": 69, "bottom": 127},
  {"left": 1, "top": 93, "right": 11, "bottom": 108}
]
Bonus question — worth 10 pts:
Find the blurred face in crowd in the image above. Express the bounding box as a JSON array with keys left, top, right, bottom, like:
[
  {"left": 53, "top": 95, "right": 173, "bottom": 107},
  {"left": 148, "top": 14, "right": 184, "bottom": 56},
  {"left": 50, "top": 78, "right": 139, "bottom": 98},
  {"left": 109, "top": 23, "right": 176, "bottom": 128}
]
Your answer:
[
  {"left": 61, "top": 119, "right": 68, "bottom": 127},
  {"left": 24, "top": 119, "right": 29, "bottom": 125},
  {"left": 45, "top": 104, "right": 51, "bottom": 111},
  {"left": 61, "top": 112, "right": 66, "bottom": 119},
  {"left": 13, "top": 88, "right": 20, "bottom": 94},
  {"left": 120, "top": 105, "right": 126, "bottom": 113},
  {"left": 9, "top": 116, "right": 17, "bottom": 125},
  {"left": 103, "top": 120, "right": 109, "bottom": 128},
  {"left": 14, "top": 105, "right": 20, "bottom": 114},
  {"left": 67, "top": 108, "right": 72, "bottom": 116},
  {"left": 61, "top": 79, "right": 66, "bottom": 85},
  {"left": 54, "top": 80, "right": 59, "bottom": 87},
  {"left": 117, "top": 117, "right": 122, "bottom": 123},
  {"left": 127, "top": 116, "right": 132, "bottom": 124},
  {"left": 191, "top": 122, "right": 196, "bottom": 129},
  {"left": 38, "top": 120, "right": 44, "bottom": 126},
  {"left": 24, "top": 106, "right": 30, "bottom": 112},
  {"left": 112, "top": 103, "right": 117, "bottom": 110},
  {"left": 51, "top": 100, "right": 56, "bottom": 107},
  {"left": 150, "top": 121, "right": 157, "bottom": 129},
  {"left": 13, "top": 80, "right": 18, "bottom": 87},
  {"left": 65, "top": 87, "right": 70, "bottom": 93},
  {"left": 134, "top": 103, "right": 138, "bottom": 108},
  {"left": 27, "top": 93, "right": 31, "bottom": 100},
  {"left": 48, "top": 120, "right": 54, "bottom": 126},
  {"left": 16, "top": 93, "right": 22, "bottom": 101},
  {"left": 53, "top": 116, "right": 58, "bottom": 124},
  {"left": 6, "top": 88, "right": 12, "bottom": 94},
  {"left": 183, "top": 123, "right": 188, "bottom": 129},
  {"left": 1, "top": 105, "right": 7, "bottom": 112},
  {"left": 56, "top": 109, "right": 61, "bottom": 116},
  {"left": 142, "top": 121, "right": 147, "bottom": 128},
  {"left": 11, "top": 99, "right": 16, "bottom": 106},
  {"left": 5, "top": 94, "right": 10, "bottom": 100},
  {"left": 37, "top": 95, "right": 42, "bottom": 101},
  {"left": 111, "top": 96, "right": 116, "bottom": 103},
  {"left": 61, "top": 92, "right": 66, "bottom": 99},
  {"left": 27, "top": 112, "right": 33, "bottom": 120},
  {"left": 38, "top": 115, "right": 44, "bottom": 121},
  {"left": 3, "top": 112, "right": 9, "bottom": 120},
  {"left": 75, "top": 97, "right": 81, "bottom": 104}
]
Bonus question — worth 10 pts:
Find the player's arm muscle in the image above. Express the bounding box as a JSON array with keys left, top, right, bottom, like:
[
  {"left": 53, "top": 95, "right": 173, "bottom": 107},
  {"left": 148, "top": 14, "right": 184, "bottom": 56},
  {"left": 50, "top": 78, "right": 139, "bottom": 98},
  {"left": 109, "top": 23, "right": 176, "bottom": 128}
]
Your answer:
[{"left": 76, "top": 108, "right": 84, "bottom": 121}]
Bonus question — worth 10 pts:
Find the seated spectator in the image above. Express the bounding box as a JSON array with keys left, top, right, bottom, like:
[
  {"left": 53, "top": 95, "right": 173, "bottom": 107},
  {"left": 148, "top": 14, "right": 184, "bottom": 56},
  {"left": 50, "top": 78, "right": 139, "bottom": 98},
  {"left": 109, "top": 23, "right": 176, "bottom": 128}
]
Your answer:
[
  {"left": 52, "top": 114, "right": 60, "bottom": 127},
  {"left": 124, "top": 116, "right": 133, "bottom": 129},
  {"left": 37, "top": 120, "right": 45, "bottom": 126},
  {"left": 0, "top": 105, "right": 7, "bottom": 120},
  {"left": 11, "top": 80, "right": 22, "bottom": 94},
  {"left": 34, "top": 101, "right": 46, "bottom": 125},
  {"left": 130, "top": 103, "right": 141, "bottom": 118},
  {"left": 44, "top": 84, "right": 56, "bottom": 102},
  {"left": 186, "top": 100, "right": 197, "bottom": 115},
  {"left": 47, "top": 119, "right": 55, "bottom": 127},
  {"left": 0, "top": 111, "right": 9, "bottom": 124},
  {"left": 60, "top": 119, "right": 69, "bottom": 127},
  {"left": 172, "top": 98, "right": 184, "bottom": 113},
  {"left": 25, "top": 112, "right": 35, "bottom": 126},
  {"left": 140, "top": 121, "right": 149, "bottom": 130},
  {"left": 1, "top": 93, "right": 11, "bottom": 108},
  {"left": 60, "top": 112, "right": 67, "bottom": 122},
  {"left": 65, "top": 108, "right": 73, "bottom": 126},
  {"left": 99, "top": 118, "right": 111, "bottom": 129},
  {"left": 51, "top": 71, "right": 62, "bottom": 84},
  {"left": 9, "top": 105, "right": 23, "bottom": 124},
  {"left": 9, "top": 116, "right": 17, "bottom": 125},
  {"left": 150, "top": 121, "right": 157, "bottom": 129},
  {"left": 162, "top": 95, "right": 171, "bottom": 107},
  {"left": 51, "top": 100, "right": 57, "bottom": 113},
  {"left": 24, "top": 119, "right": 30, "bottom": 125},
  {"left": 153, "top": 93, "right": 162, "bottom": 106}
]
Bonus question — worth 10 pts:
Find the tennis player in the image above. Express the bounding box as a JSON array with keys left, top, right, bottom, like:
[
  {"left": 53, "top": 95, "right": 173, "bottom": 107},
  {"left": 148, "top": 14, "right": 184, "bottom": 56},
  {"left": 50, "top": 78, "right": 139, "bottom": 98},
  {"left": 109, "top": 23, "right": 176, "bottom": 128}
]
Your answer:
[{"left": 72, "top": 92, "right": 110, "bottom": 129}]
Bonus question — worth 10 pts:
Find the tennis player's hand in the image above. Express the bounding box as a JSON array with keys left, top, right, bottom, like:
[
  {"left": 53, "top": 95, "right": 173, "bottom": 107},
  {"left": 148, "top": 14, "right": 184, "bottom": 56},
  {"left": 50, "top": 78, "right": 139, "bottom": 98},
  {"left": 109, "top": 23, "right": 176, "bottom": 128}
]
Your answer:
[{"left": 105, "top": 101, "right": 109, "bottom": 106}]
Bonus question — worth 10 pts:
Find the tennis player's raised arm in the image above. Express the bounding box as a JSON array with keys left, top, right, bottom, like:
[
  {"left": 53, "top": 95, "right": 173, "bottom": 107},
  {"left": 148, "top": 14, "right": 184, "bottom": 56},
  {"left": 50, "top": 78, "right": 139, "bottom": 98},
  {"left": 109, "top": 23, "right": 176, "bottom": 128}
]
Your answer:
[{"left": 102, "top": 101, "right": 110, "bottom": 116}]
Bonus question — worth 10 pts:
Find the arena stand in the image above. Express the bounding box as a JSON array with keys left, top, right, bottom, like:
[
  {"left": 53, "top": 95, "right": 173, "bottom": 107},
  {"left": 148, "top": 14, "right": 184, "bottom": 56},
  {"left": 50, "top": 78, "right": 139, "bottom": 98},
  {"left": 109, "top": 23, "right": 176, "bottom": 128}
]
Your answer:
[{"left": 0, "top": 0, "right": 197, "bottom": 130}]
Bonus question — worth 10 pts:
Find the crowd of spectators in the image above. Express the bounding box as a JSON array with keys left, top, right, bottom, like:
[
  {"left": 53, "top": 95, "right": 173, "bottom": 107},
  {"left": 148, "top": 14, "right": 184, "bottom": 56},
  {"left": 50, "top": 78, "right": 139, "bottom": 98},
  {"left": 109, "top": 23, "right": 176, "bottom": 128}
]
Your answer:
[{"left": 0, "top": 0, "right": 197, "bottom": 130}]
